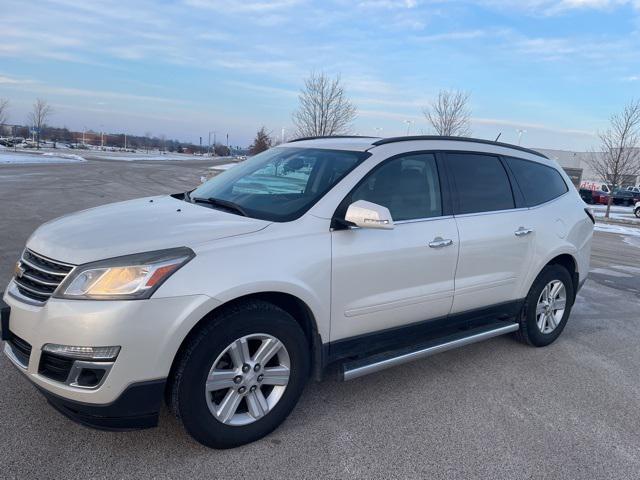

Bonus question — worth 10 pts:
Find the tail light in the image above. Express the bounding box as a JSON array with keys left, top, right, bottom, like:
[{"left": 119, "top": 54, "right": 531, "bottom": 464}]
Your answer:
[{"left": 584, "top": 207, "right": 595, "bottom": 224}]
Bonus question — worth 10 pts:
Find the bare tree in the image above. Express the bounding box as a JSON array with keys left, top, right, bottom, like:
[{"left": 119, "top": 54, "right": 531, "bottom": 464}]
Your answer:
[
  {"left": 423, "top": 89, "right": 471, "bottom": 137},
  {"left": 0, "top": 98, "right": 9, "bottom": 127},
  {"left": 144, "top": 131, "right": 152, "bottom": 153},
  {"left": 249, "top": 126, "right": 273, "bottom": 156},
  {"left": 292, "top": 72, "right": 357, "bottom": 138},
  {"left": 28, "top": 98, "right": 53, "bottom": 149},
  {"left": 588, "top": 99, "right": 640, "bottom": 218}
]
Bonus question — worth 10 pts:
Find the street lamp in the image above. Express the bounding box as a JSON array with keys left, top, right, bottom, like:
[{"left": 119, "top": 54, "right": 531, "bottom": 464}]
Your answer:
[
  {"left": 208, "top": 131, "right": 216, "bottom": 156},
  {"left": 517, "top": 129, "right": 527, "bottom": 146},
  {"left": 403, "top": 120, "right": 414, "bottom": 135}
]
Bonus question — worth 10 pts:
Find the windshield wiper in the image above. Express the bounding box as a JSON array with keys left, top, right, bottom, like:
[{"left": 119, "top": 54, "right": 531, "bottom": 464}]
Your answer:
[{"left": 192, "top": 196, "right": 248, "bottom": 217}]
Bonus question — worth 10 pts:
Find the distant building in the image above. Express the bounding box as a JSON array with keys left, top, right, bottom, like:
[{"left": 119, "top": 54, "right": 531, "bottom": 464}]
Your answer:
[{"left": 535, "top": 148, "right": 639, "bottom": 188}]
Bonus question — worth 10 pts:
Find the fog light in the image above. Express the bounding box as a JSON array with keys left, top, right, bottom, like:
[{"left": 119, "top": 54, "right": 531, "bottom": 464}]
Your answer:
[
  {"left": 77, "top": 368, "right": 107, "bottom": 387},
  {"left": 42, "top": 344, "right": 120, "bottom": 361}
]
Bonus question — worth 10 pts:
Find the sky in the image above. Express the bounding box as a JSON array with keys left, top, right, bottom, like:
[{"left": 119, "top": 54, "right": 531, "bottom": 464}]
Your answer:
[{"left": 1, "top": 0, "right": 640, "bottom": 150}]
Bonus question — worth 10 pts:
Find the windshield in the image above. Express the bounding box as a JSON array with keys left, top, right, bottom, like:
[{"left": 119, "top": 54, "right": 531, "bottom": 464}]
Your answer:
[{"left": 191, "top": 147, "right": 369, "bottom": 221}]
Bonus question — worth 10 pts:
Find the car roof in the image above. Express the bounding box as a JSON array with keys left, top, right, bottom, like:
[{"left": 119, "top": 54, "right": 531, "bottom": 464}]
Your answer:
[
  {"left": 280, "top": 136, "right": 380, "bottom": 152},
  {"left": 280, "top": 135, "right": 548, "bottom": 159}
]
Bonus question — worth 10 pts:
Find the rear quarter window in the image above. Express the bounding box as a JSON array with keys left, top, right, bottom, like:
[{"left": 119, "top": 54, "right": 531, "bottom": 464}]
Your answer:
[{"left": 506, "top": 157, "right": 568, "bottom": 207}]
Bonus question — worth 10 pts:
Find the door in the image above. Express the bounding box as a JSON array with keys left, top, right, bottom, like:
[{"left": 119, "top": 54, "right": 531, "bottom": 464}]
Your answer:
[
  {"left": 445, "top": 152, "right": 535, "bottom": 314},
  {"left": 330, "top": 153, "right": 459, "bottom": 343}
]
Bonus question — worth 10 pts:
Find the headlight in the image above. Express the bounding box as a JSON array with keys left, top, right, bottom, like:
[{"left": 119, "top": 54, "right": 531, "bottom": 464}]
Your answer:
[{"left": 54, "top": 247, "right": 194, "bottom": 300}]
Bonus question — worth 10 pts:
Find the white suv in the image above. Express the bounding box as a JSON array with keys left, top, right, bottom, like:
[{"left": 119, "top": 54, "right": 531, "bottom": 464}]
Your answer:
[{"left": 2, "top": 136, "right": 593, "bottom": 448}]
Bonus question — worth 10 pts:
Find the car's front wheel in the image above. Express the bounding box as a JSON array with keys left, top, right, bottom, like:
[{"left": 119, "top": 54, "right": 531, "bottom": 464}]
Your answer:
[
  {"left": 515, "top": 264, "right": 575, "bottom": 347},
  {"left": 169, "top": 300, "right": 310, "bottom": 449},
  {"left": 635, "top": 207, "right": 640, "bottom": 218}
]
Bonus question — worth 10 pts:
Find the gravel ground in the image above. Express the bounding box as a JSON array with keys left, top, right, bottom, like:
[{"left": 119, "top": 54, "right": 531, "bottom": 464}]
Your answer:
[{"left": 1, "top": 159, "right": 639, "bottom": 479}]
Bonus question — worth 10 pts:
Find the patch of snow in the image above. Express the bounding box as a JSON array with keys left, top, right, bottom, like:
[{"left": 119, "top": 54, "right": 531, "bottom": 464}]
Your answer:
[
  {"left": 89, "top": 151, "right": 202, "bottom": 161},
  {"left": 0, "top": 151, "right": 86, "bottom": 164},
  {"left": 594, "top": 224, "right": 640, "bottom": 237},
  {"left": 208, "top": 163, "right": 239, "bottom": 171},
  {"left": 42, "top": 152, "right": 85, "bottom": 161}
]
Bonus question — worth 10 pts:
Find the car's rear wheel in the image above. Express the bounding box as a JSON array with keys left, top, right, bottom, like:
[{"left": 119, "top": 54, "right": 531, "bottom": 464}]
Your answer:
[
  {"left": 169, "top": 300, "right": 309, "bottom": 449},
  {"left": 515, "top": 264, "right": 575, "bottom": 347},
  {"left": 635, "top": 207, "right": 640, "bottom": 218}
]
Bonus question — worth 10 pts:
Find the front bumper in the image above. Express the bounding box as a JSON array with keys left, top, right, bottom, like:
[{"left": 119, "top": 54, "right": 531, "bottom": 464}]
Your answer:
[
  {"left": 37, "top": 379, "right": 167, "bottom": 430},
  {"left": 2, "top": 288, "right": 219, "bottom": 421}
]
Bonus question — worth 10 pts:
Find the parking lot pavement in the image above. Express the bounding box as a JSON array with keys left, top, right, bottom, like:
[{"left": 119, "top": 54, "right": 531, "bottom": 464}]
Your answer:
[{"left": 1, "top": 160, "right": 640, "bottom": 479}]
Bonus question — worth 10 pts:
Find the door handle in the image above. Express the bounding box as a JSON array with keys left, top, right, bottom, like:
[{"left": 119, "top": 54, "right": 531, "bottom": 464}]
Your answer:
[
  {"left": 428, "top": 237, "right": 453, "bottom": 248},
  {"left": 514, "top": 227, "right": 533, "bottom": 237}
]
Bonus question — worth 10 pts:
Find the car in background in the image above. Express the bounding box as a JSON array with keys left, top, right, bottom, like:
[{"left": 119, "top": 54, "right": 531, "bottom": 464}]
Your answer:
[
  {"left": 612, "top": 189, "right": 640, "bottom": 206},
  {"left": 579, "top": 188, "right": 594, "bottom": 204},
  {"left": 580, "top": 182, "right": 611, "bottom": 205},
  {"left": 595, "top": 191, "right": 610, "bottom": 205},
  {"left": 626, "top": 186, "right": 640, "bottom": 194}
]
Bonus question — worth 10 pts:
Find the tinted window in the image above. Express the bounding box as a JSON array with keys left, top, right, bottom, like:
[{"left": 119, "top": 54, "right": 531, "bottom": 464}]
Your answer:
[
  {"left": 191, "top": 147, "right": 368, "bottom": 222},
  {"left": 506, "top": 157, "right": 568, "bottom": 207},
  {"left": 447, "top": 153, "right": 514, "bottom": 214},
  {"left": 350, "top": 153, "right": 442, "bottom": 221}
]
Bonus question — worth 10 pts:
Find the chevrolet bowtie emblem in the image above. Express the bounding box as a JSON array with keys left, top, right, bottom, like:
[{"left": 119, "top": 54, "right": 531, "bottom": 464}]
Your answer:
[{"left": 14, "top": 262, "right": 25, "bottom": 278}]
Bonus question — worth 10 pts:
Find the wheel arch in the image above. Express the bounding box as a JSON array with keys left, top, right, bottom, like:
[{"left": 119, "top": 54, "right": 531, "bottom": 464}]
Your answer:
[
  {"left": 167, "top": 290, "right": 324, "bottom": 404},
  {"left": 538, "top": 252, "right": 579, "bottom": 300}
]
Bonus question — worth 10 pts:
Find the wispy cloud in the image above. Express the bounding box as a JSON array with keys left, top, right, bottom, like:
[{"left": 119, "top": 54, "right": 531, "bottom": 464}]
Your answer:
[
  {"left": 412, "top": 29, "right": 492, "bottom": 42},
  {"left": 0, "top": 0, "right": 634, "bottom": 148},
  {"left": 480, "top": 0, "right": 640, "bottom": 15},
  {"left": 356, "top": 0, "right": 418, "bottom": 8},
  {"left": 183, "top": 0, "right": 303, "bottom": 13},
  {"left": 1, "top": 75, "right": 189, "bottom": 106}
]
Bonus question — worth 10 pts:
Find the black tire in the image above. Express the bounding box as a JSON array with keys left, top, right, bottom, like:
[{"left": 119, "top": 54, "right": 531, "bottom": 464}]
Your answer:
[
  {"left": 635, "top": 208, "right": 640, "bottom": 218},
  {"left": 515, "top": 264, "right": 575, "bottom": 347},
  {"left": 168, "top": 300, "right": 310, "bottom": 449}
]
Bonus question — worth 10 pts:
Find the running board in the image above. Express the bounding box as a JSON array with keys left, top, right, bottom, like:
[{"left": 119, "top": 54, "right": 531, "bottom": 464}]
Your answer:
[{"left": 341, "top": 322, "right": 519, "bottom": 381}]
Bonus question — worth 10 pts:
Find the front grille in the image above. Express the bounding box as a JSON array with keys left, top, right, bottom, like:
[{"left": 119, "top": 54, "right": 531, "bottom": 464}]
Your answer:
[
  {"left": 8, "top": 332, "right": 32, "bottom": 367},
  {"left": 39, "top": 352, "right": 75, "bottom": 382},
  {"left": 13, "top": 249, "right": 74, "bottom": 304}
]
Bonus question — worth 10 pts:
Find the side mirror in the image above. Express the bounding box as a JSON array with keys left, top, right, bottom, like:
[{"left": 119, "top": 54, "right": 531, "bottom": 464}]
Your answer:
[{"left": 344, "top": 200, "right": 394, "bottom": 230}]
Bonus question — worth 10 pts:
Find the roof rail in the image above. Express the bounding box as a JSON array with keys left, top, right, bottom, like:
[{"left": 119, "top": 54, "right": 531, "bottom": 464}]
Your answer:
[
  {"left": 371, "top": 135, "right": 548, "bottom": 159},
  {"left": 287, "top": 135, "right": 378, "bottom": 143}
]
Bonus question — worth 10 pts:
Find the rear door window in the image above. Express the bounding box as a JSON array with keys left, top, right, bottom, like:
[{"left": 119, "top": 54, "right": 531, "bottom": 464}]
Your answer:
[
  {"left": 446, "top": 153, "right": 515, "bottom": 214},
  {"left": 506, "top": 157, "right": 568, "bottom": 207}
]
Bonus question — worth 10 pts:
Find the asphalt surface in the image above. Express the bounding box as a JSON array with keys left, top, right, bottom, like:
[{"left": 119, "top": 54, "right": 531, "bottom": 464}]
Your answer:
[{"left": 1, "top": 159, "right": 640, "bottom": 479}]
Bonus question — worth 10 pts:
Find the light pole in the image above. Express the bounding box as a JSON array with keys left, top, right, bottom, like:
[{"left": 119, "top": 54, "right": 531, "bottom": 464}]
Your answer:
[
  {"left": 281, "top": 128, "right": 286, "bottom": 144},
  {"left": 403, "top": 120, "right": 414, "bottom": 136},
  {"left": 208, "top": 130, "right": 215, "bottom": 156},
  {"left": 100, "top": 125, "right": 104, "bottom": 149},
  {"left": 82, "top": 127, "right": 86, "bottom": 146},
  {"left": 517, "top": 129, "right": 527, "bottom": 146}
]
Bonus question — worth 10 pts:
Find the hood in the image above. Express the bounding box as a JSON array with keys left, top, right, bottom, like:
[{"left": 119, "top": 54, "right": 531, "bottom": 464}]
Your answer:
[{"left": 27, "top": 195, "right": 270, "bottom": 264}]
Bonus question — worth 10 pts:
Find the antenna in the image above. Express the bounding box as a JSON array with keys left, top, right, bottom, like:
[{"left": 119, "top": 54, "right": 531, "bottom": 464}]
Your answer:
[{"left": 495, "top": 132, "right": 502, "bottom": 142}]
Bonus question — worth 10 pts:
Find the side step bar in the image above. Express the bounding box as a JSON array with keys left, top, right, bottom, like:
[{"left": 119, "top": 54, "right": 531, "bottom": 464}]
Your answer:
[{"left": 342, "top": 322, "right": 519, "bottom": 381}]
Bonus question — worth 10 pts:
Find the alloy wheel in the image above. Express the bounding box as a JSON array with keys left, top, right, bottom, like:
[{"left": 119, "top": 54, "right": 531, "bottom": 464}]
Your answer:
[
  {"left": 204, "top": 333, "right": 290, "bottom": 426},
  {"left": 535, "top": 280, "right": 567, "bottom": 334}
]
